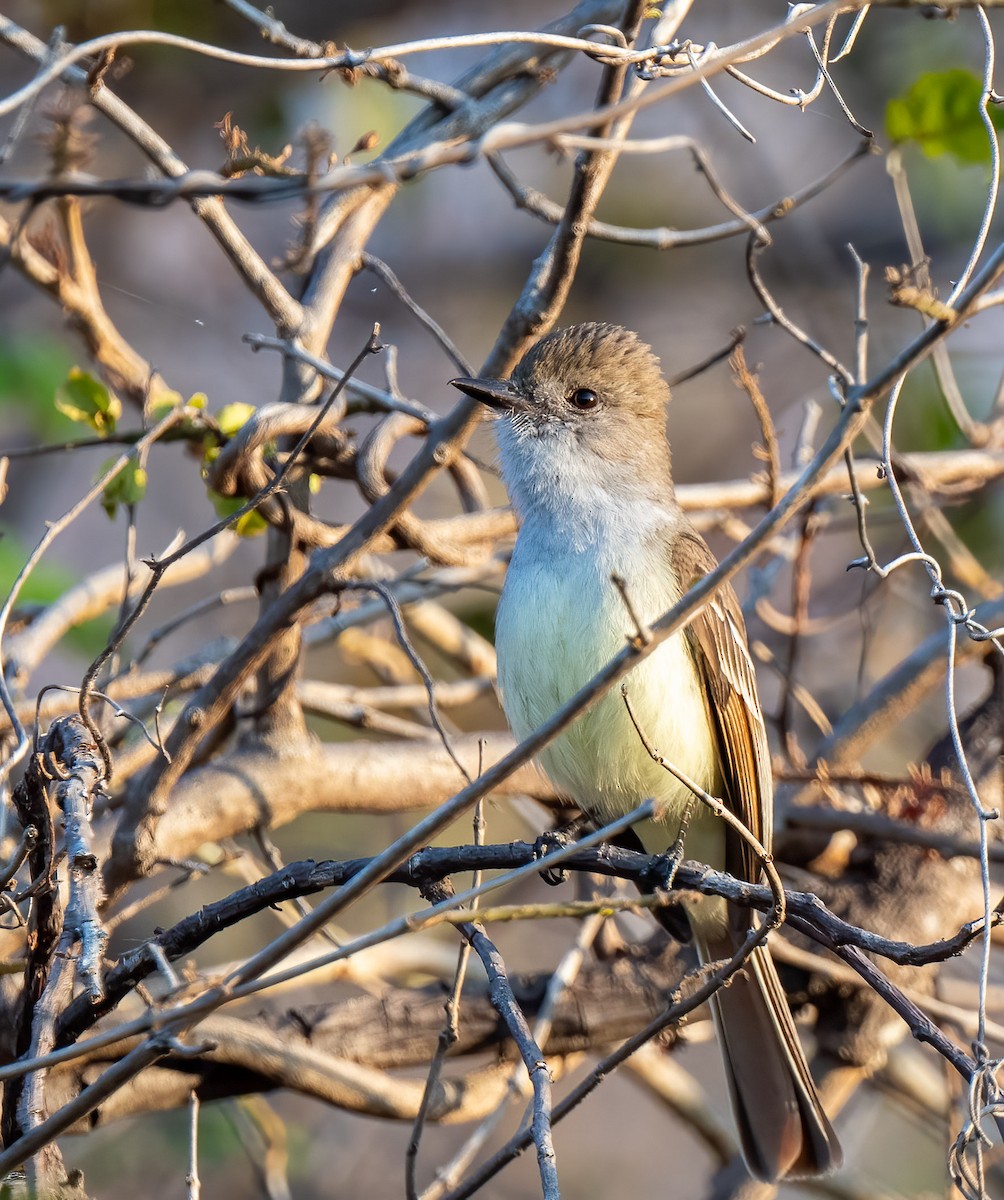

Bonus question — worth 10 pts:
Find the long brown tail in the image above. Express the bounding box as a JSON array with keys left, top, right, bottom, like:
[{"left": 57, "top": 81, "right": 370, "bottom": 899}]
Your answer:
[{"left": 699, "top": 937, "right": 841, "bottom": 1181}]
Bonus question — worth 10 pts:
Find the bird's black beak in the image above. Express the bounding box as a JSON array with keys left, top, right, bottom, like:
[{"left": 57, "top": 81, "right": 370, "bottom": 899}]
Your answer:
[{"left": 449, "top": 376, "right": 530, "bottom": 413}]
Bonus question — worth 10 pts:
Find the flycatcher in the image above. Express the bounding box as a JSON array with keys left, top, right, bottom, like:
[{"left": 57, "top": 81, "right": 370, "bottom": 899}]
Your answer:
[{"left": 451, "top": 323, "right": 840, "bottom": 1182}]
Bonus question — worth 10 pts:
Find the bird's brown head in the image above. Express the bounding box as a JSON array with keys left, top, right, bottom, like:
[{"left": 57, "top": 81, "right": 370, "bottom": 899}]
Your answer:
[
  {"left": 450, "top": 323, "right": 674, "bottom": 517},
  {"left": 451, "top": 322, "right": 670, "bottom": 434}
]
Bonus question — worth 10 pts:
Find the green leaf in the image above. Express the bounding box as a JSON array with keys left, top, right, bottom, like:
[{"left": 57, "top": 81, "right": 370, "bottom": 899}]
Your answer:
[
  {"left": 99, "top": 457, "right": 148, "bottom": 518},
  {"left": 207, "top": 489, "right": 268, "bottom": 537},
  {"left": 149, "top": 390, "right": 211, "bottom": 444},
  {"left": 886, "top": 69, "right": 1004, "bottom": 165},
  {"left": 54, "top": 368, "right": 121, "bottom": 435},
  {"left": 148, "top": 389, "right": 184, "bottom": 423},
  {"left": 215, "top": 401, "right": 256, "bottom": 438}
]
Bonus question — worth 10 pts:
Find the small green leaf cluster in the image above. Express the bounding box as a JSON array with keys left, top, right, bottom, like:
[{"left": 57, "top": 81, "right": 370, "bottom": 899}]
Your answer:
[
  {"left": 886, "top": 69, "right": 1004, "bottom": 165},
  {"left": 55, "top": 367, "right": 121, "bottom": 435},
  {"left": 199, "top": 401, "right": 268, "bottom": 537},
  {"left": 49, "top": 374, "right": 316, "bottom": 538}
]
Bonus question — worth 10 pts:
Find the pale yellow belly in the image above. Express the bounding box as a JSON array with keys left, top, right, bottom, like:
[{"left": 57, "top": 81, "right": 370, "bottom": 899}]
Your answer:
[{"left": 496, "top": 542, "right": 727, "bottom": 888}]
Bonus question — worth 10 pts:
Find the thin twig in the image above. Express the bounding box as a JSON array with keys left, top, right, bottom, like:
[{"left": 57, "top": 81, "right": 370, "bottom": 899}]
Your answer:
[
  {"left": 423, "top": 881, "right": 559, "bottom": 1200},
  {"left": 187, "top": 1090, "right": 201, "bottom": 1200},
  {"left": 730, "top": 344, "right": 781, "bottom": 510},
  {"left": 359, "top": 253, "right": 474, "bottom": 376},
  {"left": 0, "top": 405, "right": 188, "bottom": 785}
]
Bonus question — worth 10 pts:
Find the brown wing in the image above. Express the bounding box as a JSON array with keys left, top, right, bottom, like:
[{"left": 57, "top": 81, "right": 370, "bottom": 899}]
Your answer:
[
  {"left": 670, "top": 527, "right": 841, "bottom": 1179},
  {"left": 670, "top": 525, "right": 773, "bottom": 898}
]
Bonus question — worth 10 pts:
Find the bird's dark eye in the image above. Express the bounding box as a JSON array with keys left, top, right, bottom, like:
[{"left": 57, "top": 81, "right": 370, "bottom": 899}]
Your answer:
[{"left": 568, "top": 388, "right": 599, "bottom": 410}]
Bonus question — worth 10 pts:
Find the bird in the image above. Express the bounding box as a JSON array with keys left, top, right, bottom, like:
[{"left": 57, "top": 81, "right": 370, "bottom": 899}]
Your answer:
[{"left": 450, "top": 322, "right": 840, "bottom": 1182}]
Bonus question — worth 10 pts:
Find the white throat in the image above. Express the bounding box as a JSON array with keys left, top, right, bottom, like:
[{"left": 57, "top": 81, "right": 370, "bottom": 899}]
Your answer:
[{"left": 495, "top": 416, "right": 677, "bottom": 553}]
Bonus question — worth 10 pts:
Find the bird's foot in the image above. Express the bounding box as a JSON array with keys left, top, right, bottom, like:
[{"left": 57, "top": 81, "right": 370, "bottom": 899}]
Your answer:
[
  {"left": 642, "top": 842, "right": 694, "bottom": 943},
  {"left": 533, "top": 822, "right": 585, "bottom": 885},
  {"left": 651, "top": 841, "right": 686, "bottom": 892}
]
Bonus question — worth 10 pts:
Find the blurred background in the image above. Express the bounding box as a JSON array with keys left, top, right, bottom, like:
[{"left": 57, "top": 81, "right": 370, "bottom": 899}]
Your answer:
[{"left": 2, "top": 1, "right": 1003, "bottom": 1196}]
